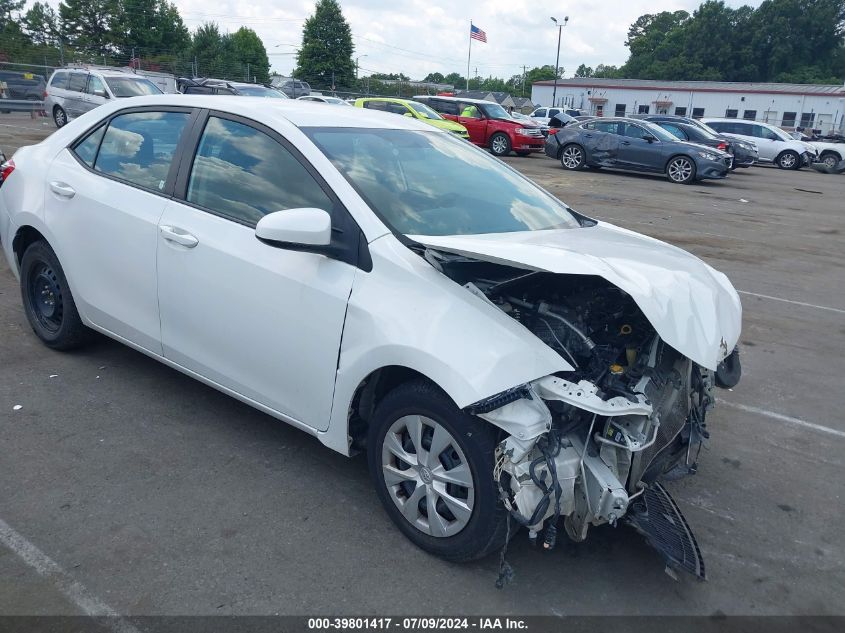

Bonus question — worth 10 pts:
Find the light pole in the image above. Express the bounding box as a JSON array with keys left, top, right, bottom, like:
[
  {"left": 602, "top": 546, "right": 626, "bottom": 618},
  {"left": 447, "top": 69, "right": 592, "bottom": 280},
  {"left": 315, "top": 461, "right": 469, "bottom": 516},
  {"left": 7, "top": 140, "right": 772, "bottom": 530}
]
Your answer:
[
  {"left": 356, "top": 55, "right": 367, "bottom": 80},
  {"left": 550, "top": 16, "right": 568, "bottom": 108}
]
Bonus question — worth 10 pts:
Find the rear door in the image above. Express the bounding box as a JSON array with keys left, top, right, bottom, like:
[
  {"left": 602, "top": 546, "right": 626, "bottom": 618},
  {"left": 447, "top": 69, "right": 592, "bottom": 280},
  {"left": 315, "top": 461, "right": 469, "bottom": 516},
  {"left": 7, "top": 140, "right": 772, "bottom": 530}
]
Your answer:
[
  {"left": 64, "top": 72, "right": 89, "bottom": 118},
  {"left": 156, "top": 112, "right": 358, "bottom": 429},
  {"left": 581, "top": 120, "right": 621, "bottom": 165},
  {"left": 43, "top": 107, "right": 196, "bottom": 352}
]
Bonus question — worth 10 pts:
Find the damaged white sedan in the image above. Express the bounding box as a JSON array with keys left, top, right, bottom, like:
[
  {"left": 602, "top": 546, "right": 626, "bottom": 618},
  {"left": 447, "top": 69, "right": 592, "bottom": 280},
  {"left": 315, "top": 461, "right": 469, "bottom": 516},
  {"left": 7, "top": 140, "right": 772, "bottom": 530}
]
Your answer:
[{"left": 0, "top": 96, "right": 741, "bottom": 577}]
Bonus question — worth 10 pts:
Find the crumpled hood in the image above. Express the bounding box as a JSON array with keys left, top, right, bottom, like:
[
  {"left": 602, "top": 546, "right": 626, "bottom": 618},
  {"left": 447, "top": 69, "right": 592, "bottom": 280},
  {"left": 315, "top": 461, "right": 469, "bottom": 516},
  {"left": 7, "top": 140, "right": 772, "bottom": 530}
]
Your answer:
[{"left": 411, "top": 222, "right": 742, "bottom": 370}]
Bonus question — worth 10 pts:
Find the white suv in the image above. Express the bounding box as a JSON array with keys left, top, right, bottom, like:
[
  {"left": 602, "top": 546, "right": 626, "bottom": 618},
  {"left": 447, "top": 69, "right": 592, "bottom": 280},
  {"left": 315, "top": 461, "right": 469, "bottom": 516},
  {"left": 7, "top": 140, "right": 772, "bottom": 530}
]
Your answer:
[
  {"left": 45, "top": 67, "right": 162, "bottom": 128},
  {"left": 702, "top": 118, "right": 818, "bottom": 169}
]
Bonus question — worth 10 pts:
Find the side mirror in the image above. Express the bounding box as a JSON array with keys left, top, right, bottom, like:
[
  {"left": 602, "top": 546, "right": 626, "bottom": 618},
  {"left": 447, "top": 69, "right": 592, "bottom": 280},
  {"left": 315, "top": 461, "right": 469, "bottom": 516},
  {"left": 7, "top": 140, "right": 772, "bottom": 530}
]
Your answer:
[
  {"left": 255, "top": 208, "right": 332, "bottom": 247},
  {"left": 94, "top": 89, "right": 107, "bottom": 98},
  {"left": 643, "top": 134, "right": 656, "bottom": 143},
  {"left": 404, "top": 112, "right": 414, "bottom": 117}
]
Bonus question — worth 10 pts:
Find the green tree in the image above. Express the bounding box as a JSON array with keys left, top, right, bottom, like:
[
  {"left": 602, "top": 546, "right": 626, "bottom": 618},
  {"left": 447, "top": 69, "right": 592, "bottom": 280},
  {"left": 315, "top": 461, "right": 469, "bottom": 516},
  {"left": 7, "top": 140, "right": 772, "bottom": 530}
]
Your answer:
[
  {"left": 113, "top": 0, "right": 189, "bottom": 58},
  {"left": 422, "top": 72, "right": 445, "bottom": 83},
  {"left": 574, "top": 64, "right": 593, "bottom": 78},
  {"left": 230, "top": 27, "right": 270, "bottom": 83},
  {"left": 59, "top": 0, "right": 120, "bottom": 56},
  {"left": 294, "top": 0, "right": 355, "bottom": 88},
  {"left": 593, "top": 64, "right": 623, "bottom": 78},
  {"left": 22, "top": 2, "right": 60, "bottom": 46},
  {"left": 190, "top": 22, "right": 228, "bottom": 77}
]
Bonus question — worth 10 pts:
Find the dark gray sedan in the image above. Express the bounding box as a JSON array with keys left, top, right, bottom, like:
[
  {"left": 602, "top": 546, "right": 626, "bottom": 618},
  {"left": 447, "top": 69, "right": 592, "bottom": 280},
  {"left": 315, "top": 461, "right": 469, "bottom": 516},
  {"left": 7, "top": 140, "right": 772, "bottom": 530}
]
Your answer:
[{"left": 544, "top": 117, "right": 732, "bottom": 184}]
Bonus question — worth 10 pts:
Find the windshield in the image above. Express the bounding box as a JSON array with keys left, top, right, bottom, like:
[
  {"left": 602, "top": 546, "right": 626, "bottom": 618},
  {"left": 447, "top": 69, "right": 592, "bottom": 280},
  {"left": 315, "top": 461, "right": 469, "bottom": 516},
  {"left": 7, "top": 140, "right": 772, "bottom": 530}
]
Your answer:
[
  {"left": 325, "top": 97, "right": 350, "bottom": 105},
  {"left": 305, "top": 128, "right": 579, "bottom": 236},
  {"left": 237, "top": 85, "right": 287, "bottom": 98},
  {"left": 104, "top": 77, "right": 161, "bottom": 97},
  {"left": 770, "top": 126, "right": 793, "bottom": 141},
  {"left": 642, "top": 121, "right": 681, "bottom": 142},
  {"left": 480, "top": 102, "right": 511, "bottom": 120},
  {"left": 407, "top": 101, "right": 443, "bottom": 120}
]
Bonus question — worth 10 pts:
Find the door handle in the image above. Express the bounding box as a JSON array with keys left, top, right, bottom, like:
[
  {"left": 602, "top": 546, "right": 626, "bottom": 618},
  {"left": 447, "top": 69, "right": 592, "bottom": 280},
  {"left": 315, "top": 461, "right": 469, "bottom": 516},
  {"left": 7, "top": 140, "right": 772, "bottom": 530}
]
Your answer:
[
  {"left": 159, "top": 225, "right": 199, "bottom": 248},
  {"left": 621, "top": 140, "right": 631, "bottom": 145},
  {"left": 49, "top": 181, "right": 75, "bottom": 198},
  {"left": 584, "top": 134, "right": 593, "bottom": 138}
]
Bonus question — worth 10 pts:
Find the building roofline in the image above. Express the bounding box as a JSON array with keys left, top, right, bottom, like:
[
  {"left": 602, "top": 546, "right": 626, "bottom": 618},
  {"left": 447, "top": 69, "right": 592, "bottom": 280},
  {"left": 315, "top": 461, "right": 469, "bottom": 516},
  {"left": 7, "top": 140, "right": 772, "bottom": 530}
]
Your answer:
[{"left": 532, "top": 78, "right": 845, "bottom": 96}]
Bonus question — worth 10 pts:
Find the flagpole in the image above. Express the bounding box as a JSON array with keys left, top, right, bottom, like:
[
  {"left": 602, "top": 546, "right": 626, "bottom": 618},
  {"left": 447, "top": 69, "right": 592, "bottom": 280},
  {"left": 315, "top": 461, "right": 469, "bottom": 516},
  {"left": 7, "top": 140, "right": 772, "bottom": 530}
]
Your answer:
[{"left": 466, "top": 19, "right": 472, "bottom": 91}]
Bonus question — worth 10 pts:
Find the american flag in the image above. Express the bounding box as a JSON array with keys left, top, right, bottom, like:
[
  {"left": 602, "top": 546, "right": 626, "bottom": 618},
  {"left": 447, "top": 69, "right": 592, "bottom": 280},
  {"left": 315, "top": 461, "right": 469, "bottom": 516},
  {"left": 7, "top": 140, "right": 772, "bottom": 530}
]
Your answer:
[{"left": 470, "top": 24, "right": 487, "bottom": 43}]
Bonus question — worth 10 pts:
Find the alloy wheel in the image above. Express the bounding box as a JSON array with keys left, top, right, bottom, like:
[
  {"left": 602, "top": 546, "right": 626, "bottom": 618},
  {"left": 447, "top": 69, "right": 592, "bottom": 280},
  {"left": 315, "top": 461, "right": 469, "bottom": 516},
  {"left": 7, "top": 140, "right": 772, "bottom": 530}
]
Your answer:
[
  {"left": 668, "top": 157, "right": 693, "bottom": 183},
  {"left": 491, "top": 136, "right": 508, "bottom": 155},
  {"left": 822, "top": 154, "right": 838, "bottom": 168},
  {"left": 54, "top": 107, "right": 66, "bottom": 128},
  {"left": 779, "top": 152, "right": 797, "bottom": 169},
  {"left": 561, "top": 146, "right": 583, "bottom": 169},
  {"left": 381, "top": 414, "right": 474, "bottom": 538}
]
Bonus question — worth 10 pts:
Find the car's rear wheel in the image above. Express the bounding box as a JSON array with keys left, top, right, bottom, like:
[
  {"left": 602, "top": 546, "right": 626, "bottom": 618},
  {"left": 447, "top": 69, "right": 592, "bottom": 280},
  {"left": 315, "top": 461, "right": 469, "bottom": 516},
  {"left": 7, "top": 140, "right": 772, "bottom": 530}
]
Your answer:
[
  {"left": 560, "top": 143, "right": 585, "bottom": 170},
  {"left": 820, "top": 151, "right": 840, "bottom": 169},
  {"left": 776, "top": 150, "right": 801, "bottom": 170},
  {"left": 489, "top": 133, "right": 511, "bottom": 157},
  {"left": 53, "top": 106, "right": 67, "bottom": 128},
  {"left": 20, "top": 240, "right": 92, "bottom": 350},
  {"left": 666, "top": 156, "right": 696, "bottom": 184},
  {"left": 368, "top": 379, "right": 508, "bottom": 562}
]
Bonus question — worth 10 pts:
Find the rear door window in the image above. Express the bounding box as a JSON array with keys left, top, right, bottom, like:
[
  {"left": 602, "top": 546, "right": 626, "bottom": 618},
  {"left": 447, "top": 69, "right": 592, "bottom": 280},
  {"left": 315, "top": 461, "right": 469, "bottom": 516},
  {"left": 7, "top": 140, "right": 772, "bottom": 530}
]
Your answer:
[
  {"left": 72, "top": 125, "right": 107, "bottom": 167},
  {"left": 94, "top": 111, "right": 191, "bottom": 191},
  {"left": 50, "top": 71, "right": 69, "bottom": 89},
  {"left": 185, "top": 116, "right": 333, "bottom": 226},
  {"left": 67, "top": 73, "right": 88, "bottom": 93},
  {"left": 534, "top": 109, "right": 547, "bottom": 117}
]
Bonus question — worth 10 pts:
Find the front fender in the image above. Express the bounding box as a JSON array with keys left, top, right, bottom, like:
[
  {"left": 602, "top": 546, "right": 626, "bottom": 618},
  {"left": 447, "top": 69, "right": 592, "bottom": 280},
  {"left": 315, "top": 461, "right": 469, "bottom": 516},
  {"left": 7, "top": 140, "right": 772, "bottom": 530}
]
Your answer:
[{"left": 320, "top": 235, "right": 571, "bottom": 454}]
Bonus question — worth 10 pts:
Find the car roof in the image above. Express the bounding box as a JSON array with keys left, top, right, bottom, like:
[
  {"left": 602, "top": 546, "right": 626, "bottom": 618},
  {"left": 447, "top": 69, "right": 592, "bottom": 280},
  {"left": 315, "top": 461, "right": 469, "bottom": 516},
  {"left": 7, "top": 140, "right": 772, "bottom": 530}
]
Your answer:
[
  {"left": 78, "top": 94, "right": 437, "bottom": 132},
  {"left": 414, "top": 95, "right": 496, "bottom": 105},
  {"left": 357, "top": 97, "right": 413, "bottom": 105},
  {"left": 702, "top": 117, "right": 764, "bottom": 124}
]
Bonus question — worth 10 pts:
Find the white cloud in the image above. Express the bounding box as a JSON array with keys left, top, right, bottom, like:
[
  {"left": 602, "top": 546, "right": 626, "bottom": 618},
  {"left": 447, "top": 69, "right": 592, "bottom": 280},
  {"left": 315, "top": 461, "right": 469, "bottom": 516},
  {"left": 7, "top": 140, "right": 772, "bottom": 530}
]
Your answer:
[{"left": 100, "top": 0, "right": 768, "bottom": 79}]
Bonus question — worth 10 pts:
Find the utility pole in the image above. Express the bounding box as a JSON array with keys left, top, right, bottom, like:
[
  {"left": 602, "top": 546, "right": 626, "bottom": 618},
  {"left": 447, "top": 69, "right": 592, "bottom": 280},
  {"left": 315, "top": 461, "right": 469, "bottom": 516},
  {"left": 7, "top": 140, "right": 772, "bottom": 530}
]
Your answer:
[
  {"left": 522, "top": 65, "right": 527, "bottom": 97},
  {"left": 550, "top": 16, "right": 568, "bottom": 108}
]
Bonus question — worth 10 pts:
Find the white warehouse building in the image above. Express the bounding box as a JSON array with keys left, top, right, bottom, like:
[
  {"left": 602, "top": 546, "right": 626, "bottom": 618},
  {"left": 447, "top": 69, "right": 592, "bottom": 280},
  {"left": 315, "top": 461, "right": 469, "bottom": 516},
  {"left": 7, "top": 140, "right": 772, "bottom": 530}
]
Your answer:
[{"left": 532, "top": 77, "right": 845, "bottom": 134}]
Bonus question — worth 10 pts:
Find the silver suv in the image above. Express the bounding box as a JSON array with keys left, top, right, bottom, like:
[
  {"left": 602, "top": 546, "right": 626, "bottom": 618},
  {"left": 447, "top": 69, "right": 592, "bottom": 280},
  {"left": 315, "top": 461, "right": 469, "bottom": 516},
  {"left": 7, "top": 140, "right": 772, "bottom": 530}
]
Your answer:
[{"left": 46, "top": 66, "right": 162, "bottom": 128}]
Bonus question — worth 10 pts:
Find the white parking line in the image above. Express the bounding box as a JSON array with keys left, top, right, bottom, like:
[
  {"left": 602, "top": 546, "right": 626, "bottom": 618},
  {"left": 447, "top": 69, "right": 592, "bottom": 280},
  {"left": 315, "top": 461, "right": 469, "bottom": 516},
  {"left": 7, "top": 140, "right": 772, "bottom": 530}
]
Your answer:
[
  {"left": 718, "top": 400, "right": 845, "bottom": 439},
  {"left": 738, "top": 290, "right": 845, "bottom": 315},
  {"left": 0, "top": 517, "right": 141, "bottom": 632}
]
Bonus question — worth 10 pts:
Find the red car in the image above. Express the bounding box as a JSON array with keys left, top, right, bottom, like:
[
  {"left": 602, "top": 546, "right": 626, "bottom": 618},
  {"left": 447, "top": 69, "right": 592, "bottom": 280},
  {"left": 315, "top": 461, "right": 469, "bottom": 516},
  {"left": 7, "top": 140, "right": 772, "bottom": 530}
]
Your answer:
[{"left": 413, "top": 95, "right": 544, "bottom": 157}]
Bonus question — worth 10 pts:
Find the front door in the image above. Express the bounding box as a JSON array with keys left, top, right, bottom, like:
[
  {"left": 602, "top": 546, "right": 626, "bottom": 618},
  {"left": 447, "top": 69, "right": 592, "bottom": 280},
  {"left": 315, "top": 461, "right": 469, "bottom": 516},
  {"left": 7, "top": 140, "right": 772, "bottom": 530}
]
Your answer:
[
  {"left": 617, "top": 122, "right": 661, "bottom": 170},
  {"left": 81, "top": 74, "right": 109, "bottom": 114},
  {"left": 156, "top": 113, "right": 356, "bottom": 429},
  {"left": 43, "top": 108, "right": 194, "bottom": 352},
  {"left": 456, "top": 103, "right": 488, "bottom": 146}
]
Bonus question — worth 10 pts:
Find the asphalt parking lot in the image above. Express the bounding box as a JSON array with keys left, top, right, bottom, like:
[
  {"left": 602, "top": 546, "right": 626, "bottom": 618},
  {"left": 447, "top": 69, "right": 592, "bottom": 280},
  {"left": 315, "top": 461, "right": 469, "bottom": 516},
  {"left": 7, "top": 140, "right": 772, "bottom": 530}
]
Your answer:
[{"left": 1, "top": 113, "right": 844, "bottom": 617}]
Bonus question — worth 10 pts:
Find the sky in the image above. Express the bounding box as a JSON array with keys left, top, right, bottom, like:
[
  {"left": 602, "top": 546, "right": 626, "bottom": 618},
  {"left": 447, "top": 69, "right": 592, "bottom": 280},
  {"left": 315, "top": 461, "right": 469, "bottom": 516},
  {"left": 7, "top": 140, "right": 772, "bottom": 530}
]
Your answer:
[{"left": 48, "top": 0, "right": 763, "bottom": 80}]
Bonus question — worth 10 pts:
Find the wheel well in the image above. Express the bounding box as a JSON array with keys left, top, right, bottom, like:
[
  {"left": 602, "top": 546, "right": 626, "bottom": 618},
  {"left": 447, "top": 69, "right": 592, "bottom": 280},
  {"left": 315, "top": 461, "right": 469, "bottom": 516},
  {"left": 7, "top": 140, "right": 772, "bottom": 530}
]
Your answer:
[
  {"left": 12, "top": 226, "right": 46, "bottom": 267},
  {"left": 820, "top": 150, "right": 842, "bottom": 161},
  {"left": 348, "top": 366, "right": 431, "bottom": 452}
]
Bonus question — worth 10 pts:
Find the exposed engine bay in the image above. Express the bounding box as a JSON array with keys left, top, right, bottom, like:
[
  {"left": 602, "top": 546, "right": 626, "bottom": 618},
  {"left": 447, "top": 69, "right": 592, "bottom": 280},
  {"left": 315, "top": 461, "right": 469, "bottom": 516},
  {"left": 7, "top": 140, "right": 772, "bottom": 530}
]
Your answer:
[{"left": 431, "top": 252, "right": 741, "bottom": 579}]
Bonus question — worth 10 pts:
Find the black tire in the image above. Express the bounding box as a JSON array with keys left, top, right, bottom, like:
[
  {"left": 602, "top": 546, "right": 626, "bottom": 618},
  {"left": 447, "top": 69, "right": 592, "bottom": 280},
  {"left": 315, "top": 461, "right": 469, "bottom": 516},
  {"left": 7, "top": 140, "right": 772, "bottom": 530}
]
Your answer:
[
  {"left": 666, "top": 155, "right": 697, "bottom": 184},
  {"left": 776, "top": 150, "right": 801, "bottom": 170},
  {"left": 367, "top": 379, "right": 509, "bottom": 562},
  {"left": 820, "top": 151, "right": 841, "bottom": 169},
  {"left": 515, "top": 150, "right": 531, "bottom": 157},
  {"left": 53, "top": 106, "right": 67, "bottom": 128},
  {"left": 20, "top": 240, "right": 92, "bottom": 350},
  {"left": 559, "top": 143, "right": 586, "bottom": 170},
  {"left": 489, "top": 132, "right": 512, "bottom": 157}
]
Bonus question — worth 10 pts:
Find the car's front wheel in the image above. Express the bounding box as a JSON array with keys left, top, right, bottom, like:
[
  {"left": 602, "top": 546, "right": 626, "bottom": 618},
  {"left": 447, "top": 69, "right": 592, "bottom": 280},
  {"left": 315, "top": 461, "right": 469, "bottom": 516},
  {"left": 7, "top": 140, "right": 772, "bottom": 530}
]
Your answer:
[
  {"left": 368, "top": 379, "right": 508, "bottom": 562},
  {"left": 820, "top": 151, "right": 840, "bottom": 169},
  {"left": 20, "top": 240, "right": 92, "bottom": 350},
  {"left": 776, "top": 150, "right": 801, "bottom": 170},
  {"left": 560, "top": 143, "right": 585, "bottom": 170},
  {"left": 666, "top": 155, "right": 696, "bottom": 184},
  {"left": 489, "top": 133, "right": 511, "bottom": 157},
  {"left": 53, "top": 106, "right": 67, "bottom": 128}
]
